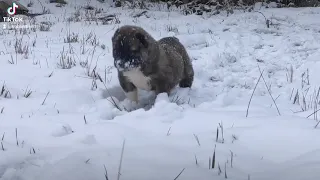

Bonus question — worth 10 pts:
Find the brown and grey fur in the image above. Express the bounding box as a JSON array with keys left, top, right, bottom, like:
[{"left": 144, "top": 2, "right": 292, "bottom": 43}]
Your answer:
[{"left": 111, "top": 25, "right": 194, "bottom": 103}]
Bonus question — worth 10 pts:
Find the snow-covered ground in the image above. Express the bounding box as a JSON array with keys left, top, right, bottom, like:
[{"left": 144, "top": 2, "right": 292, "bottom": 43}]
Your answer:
[{"left": 1, "top": 0, "right": 320, "bottom": 179}]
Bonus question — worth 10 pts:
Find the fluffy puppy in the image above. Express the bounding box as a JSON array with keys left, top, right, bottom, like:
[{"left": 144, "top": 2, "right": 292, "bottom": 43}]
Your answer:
[{"left": 111, "top": 25, "right": 194, "bottom": 103}]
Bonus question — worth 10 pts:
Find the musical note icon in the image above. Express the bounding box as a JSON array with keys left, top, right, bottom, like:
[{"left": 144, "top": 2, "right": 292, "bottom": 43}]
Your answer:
[{"left": 7, "top": 2, "right": 19, "bottom": 15}]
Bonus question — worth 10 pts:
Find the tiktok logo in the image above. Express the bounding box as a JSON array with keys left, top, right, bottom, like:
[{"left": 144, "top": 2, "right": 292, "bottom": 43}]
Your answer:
[{"left": 7, "top": 2, "right": 19, "bottom": 15}]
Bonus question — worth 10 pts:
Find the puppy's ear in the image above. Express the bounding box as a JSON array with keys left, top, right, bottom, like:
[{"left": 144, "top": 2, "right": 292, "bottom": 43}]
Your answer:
[{"left": 135, "top": 32, "right": 148, "bottom": 48}]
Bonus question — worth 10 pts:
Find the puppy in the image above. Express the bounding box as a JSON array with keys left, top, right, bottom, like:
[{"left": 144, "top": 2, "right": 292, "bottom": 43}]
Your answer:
[{"left": 111, "top": 25, "right": 194, "bottom": 103}]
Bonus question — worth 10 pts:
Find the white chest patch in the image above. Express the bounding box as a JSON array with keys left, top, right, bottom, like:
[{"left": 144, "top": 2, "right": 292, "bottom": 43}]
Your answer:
[{"left": 123, "top": 69, "right": 152, "bottom": 90}]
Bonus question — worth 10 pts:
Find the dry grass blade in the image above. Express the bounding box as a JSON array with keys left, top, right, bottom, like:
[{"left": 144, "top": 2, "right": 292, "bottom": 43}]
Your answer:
[
  {"left": 218, "top": 163, "right": 222, "bottom": 175},
  {"left": 23, "top": 86, "right": 33, "bottom": 98},
  {"left": 42, "top": 91, "right": 50, "bottom": 105},
  {"left": 8, "top": 54, "right": 15, "bottom": 64},
  {"left": 216, "top": 127, "right": 219, "bottom": 142},
  {"left": 171, "top": 94, "right": 183, "bottom": 104},
  {"left": 1, "top": 82, "right": 6, "bottom": 96},
  {"left": 230, "top": 150, "right": 234, "bottom": 168},
  {"left": 254, "top": 11, "right": 269, "bottom": 28},
  {"left": 286, "top": 65, "right": 294, "bottom": 83},
  {"left": 101, "top": 81, "right": 123, "bottom": 111},
  {"left": 290, "top": 88, "right": 295, "bottom": 100},
  {"left": 258, "top": 65, "right": 281, "bottom": 116},
  {"left": 194, "top": 154, "right": 198, "bottom": 166},
  {"left": 193, "top": 134, "right": 200, "bottom": 146},
  {"left": 218, "top": 122, "right": 225, "bottom": 143},
  {"left": 306, "top": 108, "right": 320, "bottom": 118},
  {"left": 84, "top": 115, "right": 87, "bottom": 124},
  {"left": 4, "top": 90, "right": 11, "bottom": 98},
  {"left": 15, "top": 128, "right": 18, "bottom": 146},
  {"left": 167, "top": 127, "right": 171, "bottom": 136},
  {"left": 132, "top": 10, "right": 148, "bottom": 18},
  {"left": 211, "top": 144, "right": 216, "bottom": 169},
  {"left": 48, "top": 71, "right": 54, "bottom": 77},
  {"left": 270, "top": 94, "right": 280, "bottom": 107},
  {"left": 314, "top": 121, "right": 320, "bottom": 128},
  {"left": 173, "top": 168, "right": 185, "bottom": 180},
  {"left": 82, "top": 158, "right": 89, "bottom": 164},
  {"left": 224, "top": 162, "right": 228, "bottom": 179},
  {"left": 246, "top": 69, "right": 265, "bottom": 117},
  {"left": 117, "top": 139, "right": 126, "bottom": 180},
  {"left": 232, "top": 134, "right": 238, "bottom": 143},
  {"left": 104, "top": 164, "right": 109, "bottom": 180},
  {"left": 293, "top": 89, "right": 299, "bottom": 105}
]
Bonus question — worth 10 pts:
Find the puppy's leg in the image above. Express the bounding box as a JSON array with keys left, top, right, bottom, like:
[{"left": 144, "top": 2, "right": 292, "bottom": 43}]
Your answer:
[
  {"left": 125, "top": 90, "right": 138, "bottom": 102},
  {"left": 118, "top": 71, "right": 138, "bottom": 102},
  {"left": 152, "top": 78, "right": 171, "bottom": 96},
  {"left": 179, "top": 75, "right": 193, "bottom": 88},
  {"left": 179, "top": 58, "right": 194, "bottom": 88}
]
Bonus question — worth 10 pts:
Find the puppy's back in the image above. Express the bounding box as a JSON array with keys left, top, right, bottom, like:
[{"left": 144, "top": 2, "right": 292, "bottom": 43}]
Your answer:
[
  {"left": 158, "top": 36, "right": 194, "bottom": 88},
  {"left": 158, "top": 37, "right": 188, "bottom": 59}
]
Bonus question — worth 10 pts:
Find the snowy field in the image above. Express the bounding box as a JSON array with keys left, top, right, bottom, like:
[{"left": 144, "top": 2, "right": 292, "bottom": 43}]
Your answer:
[{"left": 1, "top": 0, "right": 320, "bottom": 179}]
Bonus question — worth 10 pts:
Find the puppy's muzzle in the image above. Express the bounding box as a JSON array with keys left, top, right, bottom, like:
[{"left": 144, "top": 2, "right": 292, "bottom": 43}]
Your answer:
[{"left": 114, "top": 58, "right": 141, "bottom": 71}]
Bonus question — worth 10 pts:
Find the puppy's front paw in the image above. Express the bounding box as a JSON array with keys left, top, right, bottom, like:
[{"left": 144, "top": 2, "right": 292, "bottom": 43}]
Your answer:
[
  {"left": 121, "top": 98, "right": 138, "bottom": 111},
  {"left": 120, "top": 90, "right": 138, "bottom": 111},
  {"left": 124, "top": 90, "right": 138, "bottom": 103}
]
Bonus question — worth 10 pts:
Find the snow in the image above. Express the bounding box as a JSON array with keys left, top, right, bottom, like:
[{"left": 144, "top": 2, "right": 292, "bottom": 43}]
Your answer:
[{"left": 1, "top": 0, "right": 320, "bottom": 179}]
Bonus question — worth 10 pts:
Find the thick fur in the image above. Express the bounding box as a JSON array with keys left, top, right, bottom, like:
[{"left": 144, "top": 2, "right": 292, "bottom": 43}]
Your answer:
[{"left": 111, "top": 25, "right": 194, "bottom": 102}]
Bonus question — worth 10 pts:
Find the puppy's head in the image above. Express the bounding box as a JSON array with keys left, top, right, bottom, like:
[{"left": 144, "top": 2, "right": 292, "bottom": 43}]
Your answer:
[{"left": 112, "top": 26, "right": 150, "bottom": 72}]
